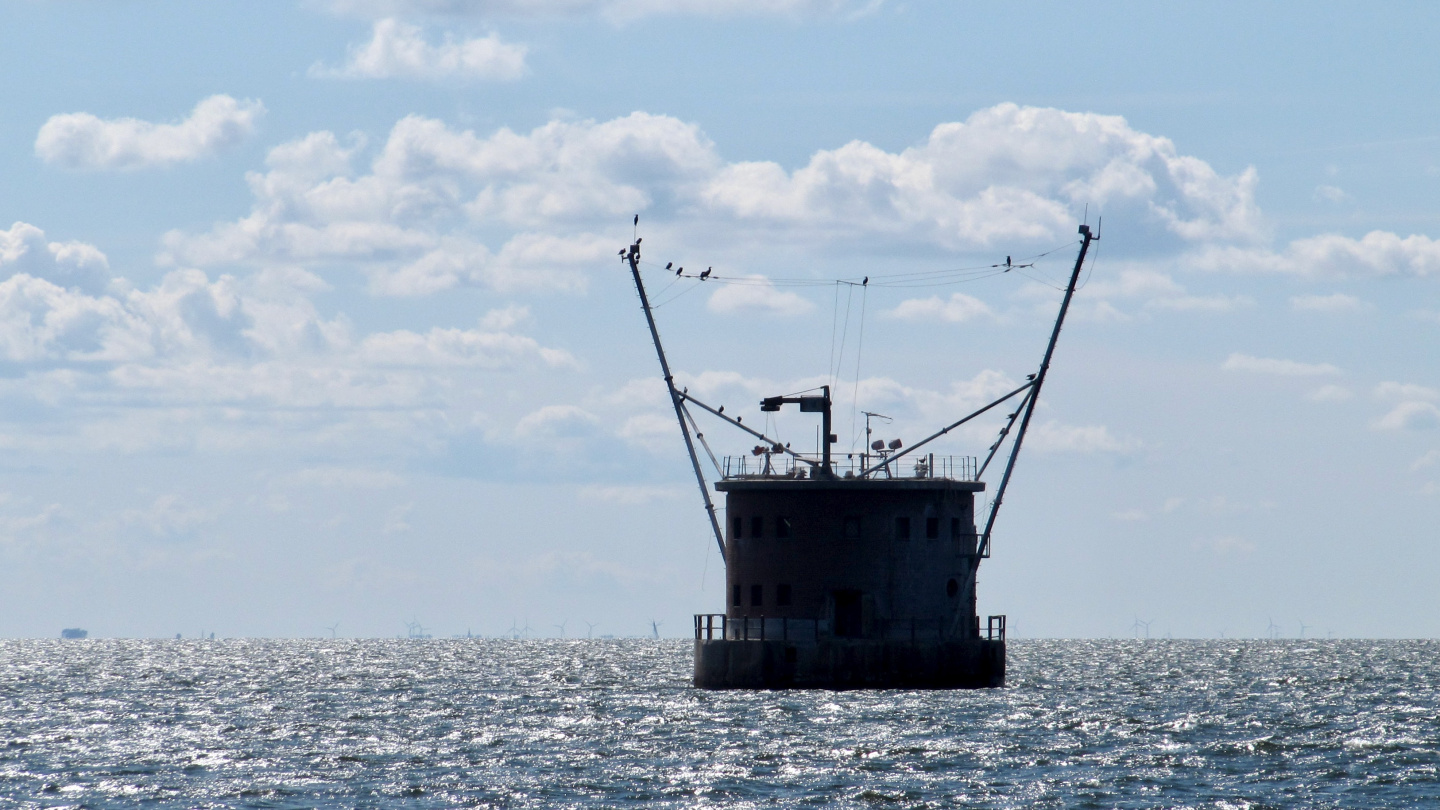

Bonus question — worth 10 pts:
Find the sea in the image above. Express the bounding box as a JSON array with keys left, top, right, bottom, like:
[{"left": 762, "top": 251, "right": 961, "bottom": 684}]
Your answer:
[{"left": 1, "top": 639, "right": 1437, "bottom": 808}]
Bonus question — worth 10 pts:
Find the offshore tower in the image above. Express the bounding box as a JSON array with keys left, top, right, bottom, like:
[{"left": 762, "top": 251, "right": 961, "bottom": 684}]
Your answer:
[{"left": 623, "top": 223, "right": 1097, "bottom": 689}]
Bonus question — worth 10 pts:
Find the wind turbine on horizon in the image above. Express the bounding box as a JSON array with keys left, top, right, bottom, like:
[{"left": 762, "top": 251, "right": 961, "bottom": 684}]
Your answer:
[
  {"left": 584, "top": 621, "right": 598, "bottom": 639},
  {"left": 554, "top": 620, "right": 567, "bottom": 638},
  {"left": 650, "top": 619, "right": 662, "bottom": 639},
  {"left": 325, "top": 622, "right": 339, "bottom": 639}
]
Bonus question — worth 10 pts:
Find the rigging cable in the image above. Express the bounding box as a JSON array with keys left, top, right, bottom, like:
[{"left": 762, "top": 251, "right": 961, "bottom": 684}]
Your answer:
[
  {"left": 831, "top": 282, "right": 855, "bottom": 390},
  {"left": 849, "top": 280, "right": 868, "bottom": 453},
  {"left": 827, "top": 281, "right": 842, "bottom": 393},
  {"left": 1077, "top": 233, "right": 1099, "bottom": 291},
  {"left": 634, "top": 239, "right": 1078, "bottom": 290}
]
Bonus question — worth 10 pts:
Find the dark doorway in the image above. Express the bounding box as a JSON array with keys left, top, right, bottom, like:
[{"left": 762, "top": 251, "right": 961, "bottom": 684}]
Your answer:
[{"left": 833, "top": 590, "right": 863, "bottom": 638}]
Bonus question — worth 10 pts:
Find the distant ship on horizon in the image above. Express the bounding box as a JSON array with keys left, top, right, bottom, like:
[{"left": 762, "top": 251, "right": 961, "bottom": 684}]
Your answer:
[{"left": 60, "top": 628, "right": 88, "bottom": 639}]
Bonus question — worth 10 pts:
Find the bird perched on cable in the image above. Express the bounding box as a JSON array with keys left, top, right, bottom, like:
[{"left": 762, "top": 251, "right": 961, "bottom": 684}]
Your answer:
[
  {"left": 676, "top": 265, "right": 683, "bottom": 276},
  {"left": 665, "top": 262, "right": 673, "bottom": 271},
  {"left": 862, "top": 276, "right": 868, "bottom": 286},
  {"left": 717, "top": 406, "right": 724, "bottom": 414},
  {"left": 700, "top": 267, "right": 712, "bottom": 280}
]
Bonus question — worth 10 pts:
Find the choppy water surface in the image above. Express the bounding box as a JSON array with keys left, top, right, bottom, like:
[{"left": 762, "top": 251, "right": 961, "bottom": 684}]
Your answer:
[{"left": 2, "top": 639, "right": 1438, "bottom": 808}]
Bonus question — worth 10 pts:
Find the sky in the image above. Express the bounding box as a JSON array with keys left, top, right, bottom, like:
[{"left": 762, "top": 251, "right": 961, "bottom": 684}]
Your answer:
[{"left": 3, "top": 1, "right": 1440, "bottom": 639}]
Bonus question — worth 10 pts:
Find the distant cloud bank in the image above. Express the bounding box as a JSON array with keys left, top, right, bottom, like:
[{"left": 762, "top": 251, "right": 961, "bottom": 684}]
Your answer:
[{"left": 1221, "top": 353, "right": 1341, "bottom": 377}]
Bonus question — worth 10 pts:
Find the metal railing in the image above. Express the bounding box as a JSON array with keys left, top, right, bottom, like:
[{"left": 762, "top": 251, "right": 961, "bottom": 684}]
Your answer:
[
  {"left": 694, "top": 614, "right": 1006, "bottom": 642},
  {"left": 694, "top": 614, "right": 827, "bottom": 642},
  {"left": 987, "top": 614, "right": 1006, "bottom": 641},
  {"left": 721, "top": 454, "right": 977, "bottom": 481}
]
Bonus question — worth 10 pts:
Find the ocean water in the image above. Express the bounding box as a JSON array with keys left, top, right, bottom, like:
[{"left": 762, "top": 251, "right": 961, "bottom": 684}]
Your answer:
[{"left": 1, "top": 639, "right": 1437, "bottom": 808}]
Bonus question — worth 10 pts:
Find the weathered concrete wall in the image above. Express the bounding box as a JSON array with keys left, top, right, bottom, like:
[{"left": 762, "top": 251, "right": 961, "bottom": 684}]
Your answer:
[
  {"left": 693, "top": 638, "right": 1005, "bottom": 690},
  {"left": 720, "top": 480, "right": 983, "bottom": 633}
]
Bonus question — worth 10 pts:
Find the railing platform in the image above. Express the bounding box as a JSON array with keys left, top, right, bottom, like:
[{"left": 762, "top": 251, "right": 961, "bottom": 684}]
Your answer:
[
  {"left": 721, "top": 454, "right": 977, "bottom": 481},
  {"left": 694, "top": 614, "right": 1005, "bottom": 642}
]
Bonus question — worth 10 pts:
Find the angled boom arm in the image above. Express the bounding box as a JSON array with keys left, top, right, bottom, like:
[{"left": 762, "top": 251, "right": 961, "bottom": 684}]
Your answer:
[
  {"left": 624, "top": 241, "right": 726, "bottom": 557},
  {"left": 978, "top": 223, "right": 1096, "bottom": 557}
]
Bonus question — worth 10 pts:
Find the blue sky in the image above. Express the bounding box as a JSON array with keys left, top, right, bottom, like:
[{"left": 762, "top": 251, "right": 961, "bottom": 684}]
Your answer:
[{"left": 2, "top": 1, "right": 1440, "bottom": 639}]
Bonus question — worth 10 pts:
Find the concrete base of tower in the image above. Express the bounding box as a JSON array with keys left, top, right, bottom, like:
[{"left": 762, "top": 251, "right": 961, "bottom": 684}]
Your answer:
[{"left": 693, "top": 637, "right": 1005, "bottom": 690}]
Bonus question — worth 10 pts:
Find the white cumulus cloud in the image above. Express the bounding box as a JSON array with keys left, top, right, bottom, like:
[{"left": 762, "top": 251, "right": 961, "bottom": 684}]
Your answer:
[
  {"left": 1191, "top": 230, "right": 1440, "bottom": 278},
  {"left": 160, "top": 104, "right": 1269, "bottom": 297},
  {"left": 312, "top": 19, "right": 527, "bottom": 80},
  {"left": 703, "top": 103, "right": 1263, "bottom": 248},
  {"left": 705, "top": 275, "right": 814, "bottom": 316},
  {"left": 0, "top": 224, "right": 581, "bottom": 459},
  {"left": 1308, "top": 384, "right": 1353, "bottom": 402},
  {"left": 1027, "top": 421, "right": 1140, "bottom": 455},
  {"left": 0, "top": 222, "right": 111, "bottom": 293},
  {"left": 35, "top": 95, "right": 264, "bottom": 171},
  {"left": 888, "top": 292, "right": 993, "bottom": 323},
  {"left": 1290, "top": 292, "right": 1369, "bottom": 313},
  {"left": 1373, "top": 401, "right": 1440, "bottom": 431}
]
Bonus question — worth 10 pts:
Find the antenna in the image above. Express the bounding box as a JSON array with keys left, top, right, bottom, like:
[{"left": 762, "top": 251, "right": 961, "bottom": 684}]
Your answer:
[{"left": 861, "top": 410, "right": 890, "bottom": 474}]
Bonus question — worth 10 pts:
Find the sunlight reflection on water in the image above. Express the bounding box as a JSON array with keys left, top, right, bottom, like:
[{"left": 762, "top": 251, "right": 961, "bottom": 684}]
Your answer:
[{"left": 1, "top": 639, "right": 1438, "bottom": 808}]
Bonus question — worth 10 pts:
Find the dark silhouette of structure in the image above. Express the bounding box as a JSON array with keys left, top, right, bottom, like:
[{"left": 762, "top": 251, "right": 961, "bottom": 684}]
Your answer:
[{"left": 623, "top": 223, "right": 1097, "bottom": 689}]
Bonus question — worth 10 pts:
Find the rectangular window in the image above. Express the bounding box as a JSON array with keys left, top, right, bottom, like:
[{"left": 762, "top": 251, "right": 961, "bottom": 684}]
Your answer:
[
  {"left": 926, "top": 516, "right": 939, "bottom": 539},
  {"left": 751, "top": 516, "right": 764, "bottom": 538},
  {"left": 777, "top": 583, "right": 792, "bottom": 606},
  {"left": 842, "top": 515, "right": 862, "bottom": 540},
  {"left": 732, "top": 583, "right": 741, "bottom": 607},
  {"left": 750, "top": 584, "right": 763, "bottom": 607},
  {"left": 733, "top": 516, "right": 743, "bottom": 539},
  {"left": 776, "top": 516, "right": 791, "bottom": 538},
  {"left": 895, "top": 516, "right": 911, "bottom": 540},
  {"left": 951, "top": 517, "right": 961, "bottom": 538}
]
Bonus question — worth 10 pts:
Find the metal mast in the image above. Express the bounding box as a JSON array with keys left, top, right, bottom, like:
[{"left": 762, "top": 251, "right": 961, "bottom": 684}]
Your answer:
[
  {"left": 978, "top": 223, "right": 1096, "bottom": 557},
  {"left": 623, "top": 239, "right": 726, "bottom": 557}
]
